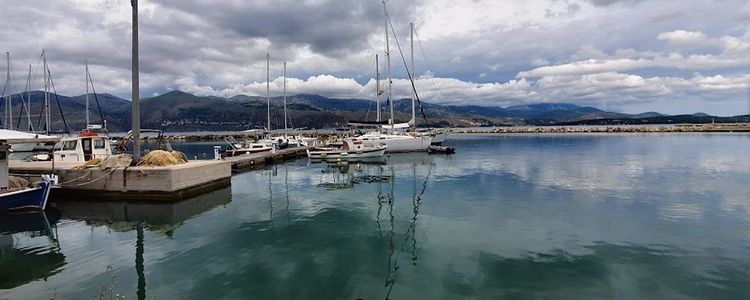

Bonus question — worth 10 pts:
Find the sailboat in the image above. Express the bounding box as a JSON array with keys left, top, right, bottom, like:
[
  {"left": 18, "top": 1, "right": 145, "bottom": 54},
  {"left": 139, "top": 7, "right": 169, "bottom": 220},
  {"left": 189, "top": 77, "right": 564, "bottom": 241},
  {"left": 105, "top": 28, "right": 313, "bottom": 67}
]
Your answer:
[
  {"left": 351, "top": 1, "right": 432, "bottom": 153},
  {"left": 223, "top": 53, "right": 274, "bottom": 157},
  {"left": 271, "top": 61, "right": 314, "bottom": 148}
]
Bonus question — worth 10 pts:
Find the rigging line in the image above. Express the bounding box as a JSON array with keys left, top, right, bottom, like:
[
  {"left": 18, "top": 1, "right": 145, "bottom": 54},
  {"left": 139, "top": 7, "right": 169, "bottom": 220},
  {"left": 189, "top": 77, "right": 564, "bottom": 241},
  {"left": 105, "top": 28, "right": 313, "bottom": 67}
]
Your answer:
[
  {"left": 385, "top": 13, "right": 429, "bottom": 127},
  {"left": 21, "top": 65, "right": 34, "bottom": 132},
  {"left": 46, "top": 69, "right": 70, "bottom": 133},
  {"left": 87, "top": 69, "right": 106, "bottom": 124},
  {"left": 414, "top": 29, "right": 445, "bottom": 108},
  {"left": 15, "top": 93, "right": 28, "bottom": 130},
  {"left": 15, "top": 68, "right": 28, "bottom": 130}
]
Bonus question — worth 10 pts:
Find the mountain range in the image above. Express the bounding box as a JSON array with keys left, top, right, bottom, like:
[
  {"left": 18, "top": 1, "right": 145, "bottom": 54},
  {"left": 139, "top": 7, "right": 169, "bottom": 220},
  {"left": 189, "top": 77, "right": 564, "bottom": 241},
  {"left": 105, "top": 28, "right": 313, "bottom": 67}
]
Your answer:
[{"left": 0, "top": 90, "right": 747, "bottom": 132}]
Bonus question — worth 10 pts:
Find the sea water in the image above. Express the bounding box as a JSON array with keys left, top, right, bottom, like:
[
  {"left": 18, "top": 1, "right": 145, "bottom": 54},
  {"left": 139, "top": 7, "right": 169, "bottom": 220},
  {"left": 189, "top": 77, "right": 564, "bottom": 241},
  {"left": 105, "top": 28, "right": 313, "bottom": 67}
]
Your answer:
[{"left": 1, "top": 133, "right": 749, "bottom": 299}]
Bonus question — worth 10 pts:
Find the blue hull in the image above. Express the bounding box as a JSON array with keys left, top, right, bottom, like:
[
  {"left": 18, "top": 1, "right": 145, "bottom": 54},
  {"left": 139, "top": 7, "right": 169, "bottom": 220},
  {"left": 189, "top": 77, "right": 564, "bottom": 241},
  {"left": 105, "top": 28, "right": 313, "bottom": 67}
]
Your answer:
[{"left": 0, "top": 181, "right": 52, "bottom": 211}]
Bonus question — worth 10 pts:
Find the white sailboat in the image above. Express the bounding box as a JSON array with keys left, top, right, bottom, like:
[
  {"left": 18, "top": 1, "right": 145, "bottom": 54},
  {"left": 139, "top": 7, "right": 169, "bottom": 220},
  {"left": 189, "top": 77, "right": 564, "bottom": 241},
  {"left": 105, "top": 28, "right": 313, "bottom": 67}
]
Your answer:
[
  {"left": 272, "top": 61, "right": 309, "bottom": 148},
  {"left": 224, "top": 53, "right": 274, "bottom": 157},
  {"left": 354, "top": 1, "right": 431, "bottom": 153}
]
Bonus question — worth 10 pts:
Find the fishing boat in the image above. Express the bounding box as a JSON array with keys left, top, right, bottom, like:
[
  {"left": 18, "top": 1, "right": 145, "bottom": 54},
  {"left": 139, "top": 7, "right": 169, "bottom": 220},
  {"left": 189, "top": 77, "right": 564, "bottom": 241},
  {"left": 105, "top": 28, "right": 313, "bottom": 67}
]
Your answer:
[
  {"left": 54, "top": 127, "right": 112, "bottom": 162},
  {"left": 51, "top": 61, "right": 113, "bottom": 163},
  {"left": 307, "top": 139, "right": 387, "bottom": 160},
  {"left": 1, "top": 130, "right": 59, "bottom": 211},
  {"left": 223, "top": 139, "right": 273, "bottom": 157}
]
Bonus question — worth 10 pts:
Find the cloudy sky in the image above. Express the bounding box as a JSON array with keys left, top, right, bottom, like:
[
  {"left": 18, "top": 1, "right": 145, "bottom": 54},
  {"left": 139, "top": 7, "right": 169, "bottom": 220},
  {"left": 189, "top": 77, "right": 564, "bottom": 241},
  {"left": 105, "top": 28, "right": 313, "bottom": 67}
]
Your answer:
[{"left": 1, "top": 0, "right": 749, "bottom": 115}]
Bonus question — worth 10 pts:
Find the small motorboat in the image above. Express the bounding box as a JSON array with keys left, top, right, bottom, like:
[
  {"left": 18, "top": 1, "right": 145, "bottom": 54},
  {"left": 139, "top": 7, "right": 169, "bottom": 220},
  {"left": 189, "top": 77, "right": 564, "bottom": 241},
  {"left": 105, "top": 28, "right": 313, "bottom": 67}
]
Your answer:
[
  {"left": 1, "top": 130, "right": 60, "bottom": 212},
  {"left": 307, "top": 139, "right": 386, "bottom": 160},
  {"left": 428, "top": 145, "right": 456, "bottom": 154},
  {"left": 0, "top": 176, "right": 56, "bottom": 212}
]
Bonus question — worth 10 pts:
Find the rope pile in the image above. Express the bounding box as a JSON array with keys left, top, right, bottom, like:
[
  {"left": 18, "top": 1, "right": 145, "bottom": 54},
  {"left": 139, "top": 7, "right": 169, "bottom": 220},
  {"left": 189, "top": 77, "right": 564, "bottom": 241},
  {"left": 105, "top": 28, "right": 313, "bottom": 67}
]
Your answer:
[
  {"left": 137, "top": 150, "right": 188, "bottom": 167},
  {"left": 8, "top": 176, "right": 31, "bottom": 189}
]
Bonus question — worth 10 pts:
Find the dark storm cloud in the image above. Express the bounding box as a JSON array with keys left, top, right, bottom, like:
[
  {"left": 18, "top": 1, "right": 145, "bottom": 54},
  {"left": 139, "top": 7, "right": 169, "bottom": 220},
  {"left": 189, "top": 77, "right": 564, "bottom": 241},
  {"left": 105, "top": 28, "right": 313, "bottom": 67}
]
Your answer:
[{"left": 156, "top": 0, "right": 418, "bottom": 55}]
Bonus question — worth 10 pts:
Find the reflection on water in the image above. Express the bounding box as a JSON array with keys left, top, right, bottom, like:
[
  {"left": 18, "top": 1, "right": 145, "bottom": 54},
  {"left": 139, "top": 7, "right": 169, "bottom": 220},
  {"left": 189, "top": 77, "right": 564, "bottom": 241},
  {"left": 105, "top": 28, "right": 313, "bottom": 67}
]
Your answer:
[
  {"left": 1, "top": 134, "right": 750, "bottom": 299},
  {"left": 0, "top": 211, "right": 65, "bottom": 290}
]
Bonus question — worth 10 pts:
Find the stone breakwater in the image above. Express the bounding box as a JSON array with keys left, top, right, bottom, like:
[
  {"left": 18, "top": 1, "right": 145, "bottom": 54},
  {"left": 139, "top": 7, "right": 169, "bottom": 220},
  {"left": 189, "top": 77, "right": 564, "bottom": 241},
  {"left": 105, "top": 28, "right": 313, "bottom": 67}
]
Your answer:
[
  {"left": 443, "top": 123, "right": 750, "bottom": 134},
  {"left": 124, "top": 123, "right": 750, "bottom": 141}
]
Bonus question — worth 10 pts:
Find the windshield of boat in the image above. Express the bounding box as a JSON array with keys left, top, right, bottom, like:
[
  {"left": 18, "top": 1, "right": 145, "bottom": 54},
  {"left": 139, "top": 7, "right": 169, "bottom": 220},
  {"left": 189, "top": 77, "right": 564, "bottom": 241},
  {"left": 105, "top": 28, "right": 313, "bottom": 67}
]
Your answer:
[{"left": 62, "top": 140, "right": 77, "bottom": 151}]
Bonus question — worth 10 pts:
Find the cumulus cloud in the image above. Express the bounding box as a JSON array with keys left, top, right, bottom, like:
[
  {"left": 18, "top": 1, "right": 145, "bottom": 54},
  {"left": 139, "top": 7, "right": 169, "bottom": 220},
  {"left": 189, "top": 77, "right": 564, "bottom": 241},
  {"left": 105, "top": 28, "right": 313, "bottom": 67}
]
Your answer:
[{"left": 657, "top": 30, "right": 708, "bottom": 45}]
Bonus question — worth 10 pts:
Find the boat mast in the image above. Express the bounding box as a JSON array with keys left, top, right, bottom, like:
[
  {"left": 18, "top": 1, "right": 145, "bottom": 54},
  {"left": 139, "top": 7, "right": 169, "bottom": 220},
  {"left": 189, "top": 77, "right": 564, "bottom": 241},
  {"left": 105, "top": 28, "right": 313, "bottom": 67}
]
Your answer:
[
  {"left": 410, "top": 22, "right": 416, "bottom": 131},
  {"left": 25, "top": 64, "right": 34, "bottom": 133},
  {"left": 4, "top": 52, "right": 11, "bottom": 130},
  {"left": 43, "top": 50, "right": 50, "bottom": 135},
  {"left": 376, "top": 54, "right": 380, "bottom": 122},
  {"left": 266, "top": 52, "right": 271, "bottom": 133},
  {"left": 283, "top": 61, "right": 287, "bottom": 134},
  {"left": 383, "top": 0, "right": 393, "bottom": 130},
  {"left": 85, "top": 59, "right": 90, "bottom": 129}
]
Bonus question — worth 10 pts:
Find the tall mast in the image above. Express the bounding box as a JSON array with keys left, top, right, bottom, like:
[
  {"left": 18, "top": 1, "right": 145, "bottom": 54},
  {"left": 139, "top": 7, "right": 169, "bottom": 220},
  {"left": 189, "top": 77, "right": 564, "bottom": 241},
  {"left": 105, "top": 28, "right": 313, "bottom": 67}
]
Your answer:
[
  {"left": 43, "top": 50, "right": 50, "bottom": 134},
  {"left": 4, "top": 52, "right": 11, "bottom": 130},
  {"left": 266, "top": 52, "right": 270, "bottom": 132},
  {"left": 383, "top": 0, "right": 393, "bottom": 129},
  {"left": 283, "top": 61, "right": 287, "bottom": 134},
  {"left": 410, "top": 22, "right": 416, "bottom": 131},
  {"left": 131, "top": 0, "right": 141, "bottom": 161},
  {"left": 25, "top": 65, "right": 33, "bottom": 133},
  {"left": 85, "top": 59, "right": 90, "bottom": 129},
  {"left": 376, "top": 54, "right": 380, "bottom": 122}
]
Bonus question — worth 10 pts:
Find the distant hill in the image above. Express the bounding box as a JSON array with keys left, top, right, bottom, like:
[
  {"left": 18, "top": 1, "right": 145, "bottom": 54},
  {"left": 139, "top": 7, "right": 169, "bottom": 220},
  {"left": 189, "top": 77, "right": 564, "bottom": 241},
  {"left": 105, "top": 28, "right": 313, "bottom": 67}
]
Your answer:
[{"left": 0, "top": 90, "right": 743, "bottom": 131}]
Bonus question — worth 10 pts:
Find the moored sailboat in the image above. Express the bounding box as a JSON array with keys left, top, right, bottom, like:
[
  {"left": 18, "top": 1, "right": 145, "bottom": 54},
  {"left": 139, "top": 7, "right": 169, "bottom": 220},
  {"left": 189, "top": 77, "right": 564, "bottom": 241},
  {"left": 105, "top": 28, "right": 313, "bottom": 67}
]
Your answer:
[{"left": 354, "top": 1, "right": 432, "bottom": 153}]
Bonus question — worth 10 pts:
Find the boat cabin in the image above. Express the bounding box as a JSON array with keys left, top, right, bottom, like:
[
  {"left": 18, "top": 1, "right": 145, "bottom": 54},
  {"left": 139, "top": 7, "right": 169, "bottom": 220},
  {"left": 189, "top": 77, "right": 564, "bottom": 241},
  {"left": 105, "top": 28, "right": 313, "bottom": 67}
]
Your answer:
[
  {"left": 341, "top": 140, "right": 379, "bottom": 152},
  {"left": 54, "top": 132, "right": 112, "bottom": 163}
]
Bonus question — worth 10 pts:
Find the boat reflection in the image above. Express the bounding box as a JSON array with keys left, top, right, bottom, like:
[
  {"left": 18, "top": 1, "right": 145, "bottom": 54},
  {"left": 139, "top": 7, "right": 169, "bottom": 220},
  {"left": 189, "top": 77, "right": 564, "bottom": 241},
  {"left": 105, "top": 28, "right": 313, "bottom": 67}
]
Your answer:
[
  {"left": 0, "top": 211, "right": 65, "bottom": 289},
  {"left": 307, "top": 155, "right": 387, "bottom": 165},
  {"left": 315, "top": 162, "right": 392, "bottom": 190},
  {"left": 373, "top": 154, "right": 433, "bottom": 299}
]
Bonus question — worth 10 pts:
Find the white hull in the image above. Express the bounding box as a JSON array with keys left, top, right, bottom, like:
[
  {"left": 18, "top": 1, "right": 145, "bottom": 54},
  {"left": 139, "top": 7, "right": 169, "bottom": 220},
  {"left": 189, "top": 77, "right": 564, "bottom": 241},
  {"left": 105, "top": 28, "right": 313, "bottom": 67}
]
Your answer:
[{"left": 355, "top": 132, "right": 432, "bottom": 152}]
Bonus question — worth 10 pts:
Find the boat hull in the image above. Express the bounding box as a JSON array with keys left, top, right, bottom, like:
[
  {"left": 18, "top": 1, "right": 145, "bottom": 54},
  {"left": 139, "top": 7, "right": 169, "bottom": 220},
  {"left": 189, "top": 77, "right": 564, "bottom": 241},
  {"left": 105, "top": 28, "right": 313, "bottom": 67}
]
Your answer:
[
  {"left": 363, "top": 135, "right": 432, "bottom": 153},
  {"left": 223, "top": 147, "right": 272, "bottom": 157},
  {"left": 0, "top": 181, "right": 52, "bottom": 212}
]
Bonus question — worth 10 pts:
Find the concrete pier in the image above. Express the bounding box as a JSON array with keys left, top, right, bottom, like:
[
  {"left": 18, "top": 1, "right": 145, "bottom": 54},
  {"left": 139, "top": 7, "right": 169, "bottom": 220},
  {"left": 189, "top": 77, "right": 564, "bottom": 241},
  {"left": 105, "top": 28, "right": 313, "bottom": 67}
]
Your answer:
[{"left": 9, "top": 160, "right": 231, "bottom": 202}]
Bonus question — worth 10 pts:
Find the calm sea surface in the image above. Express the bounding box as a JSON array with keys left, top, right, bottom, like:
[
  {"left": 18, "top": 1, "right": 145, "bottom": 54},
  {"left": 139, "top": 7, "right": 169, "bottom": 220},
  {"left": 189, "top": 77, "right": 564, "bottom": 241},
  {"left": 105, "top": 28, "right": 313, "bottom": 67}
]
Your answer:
[{"left": 2, "top": 134, "right": 750, "bottom": 299}]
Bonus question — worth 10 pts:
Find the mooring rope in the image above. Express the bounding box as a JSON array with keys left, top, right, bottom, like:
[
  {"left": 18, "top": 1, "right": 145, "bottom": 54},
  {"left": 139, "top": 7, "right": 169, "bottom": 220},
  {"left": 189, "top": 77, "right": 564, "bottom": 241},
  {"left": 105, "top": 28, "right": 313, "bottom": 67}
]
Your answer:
[{"left": 60, "top": 168, "right": 118, "bottom": 187}]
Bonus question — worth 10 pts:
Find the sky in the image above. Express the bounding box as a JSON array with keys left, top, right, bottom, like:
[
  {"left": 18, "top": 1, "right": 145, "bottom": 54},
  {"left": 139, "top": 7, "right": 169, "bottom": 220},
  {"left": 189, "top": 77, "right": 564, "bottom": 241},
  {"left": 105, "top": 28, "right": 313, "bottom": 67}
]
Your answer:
[{"left": 0, "top": 0, "right": 749, "bottom": 115}]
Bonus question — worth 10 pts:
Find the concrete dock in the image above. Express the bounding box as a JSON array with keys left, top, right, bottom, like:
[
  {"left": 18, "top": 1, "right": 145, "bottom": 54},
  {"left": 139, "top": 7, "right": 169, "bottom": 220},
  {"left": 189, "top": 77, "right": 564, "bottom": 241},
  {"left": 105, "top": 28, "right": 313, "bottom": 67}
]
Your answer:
[
  {"left": 7, "top": 146, "right": 312, "bottom": 202},
  {"left": 9, "top": 160, "right": 231, "bottom": 202}
]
